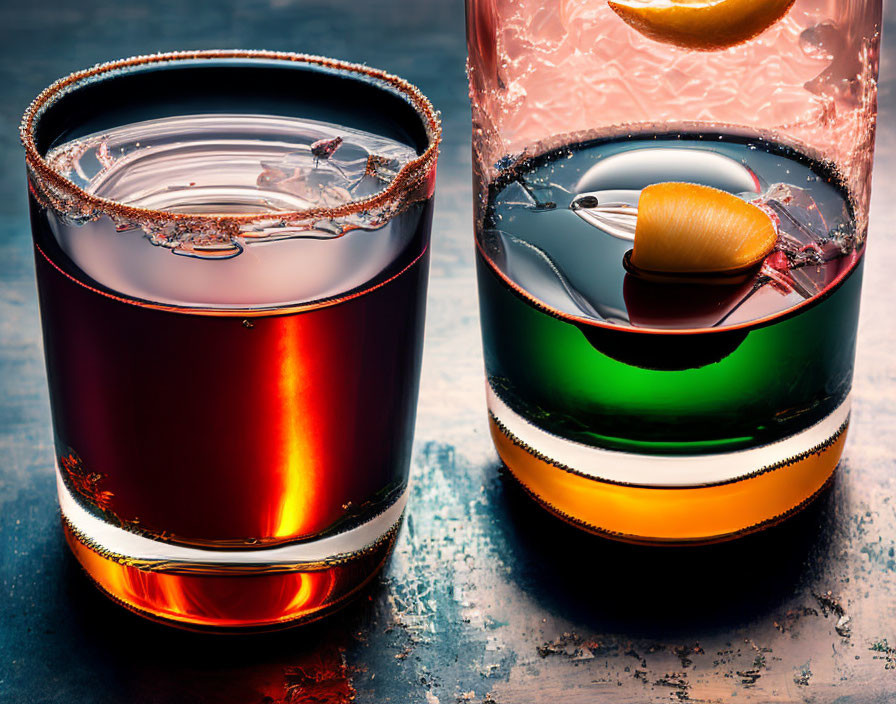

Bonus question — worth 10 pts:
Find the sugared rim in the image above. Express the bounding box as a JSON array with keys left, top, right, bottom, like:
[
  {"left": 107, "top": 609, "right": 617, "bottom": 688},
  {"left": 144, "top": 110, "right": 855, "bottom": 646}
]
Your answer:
[{"left": 20, "top": 49, "right": 441, "bottom": 226}]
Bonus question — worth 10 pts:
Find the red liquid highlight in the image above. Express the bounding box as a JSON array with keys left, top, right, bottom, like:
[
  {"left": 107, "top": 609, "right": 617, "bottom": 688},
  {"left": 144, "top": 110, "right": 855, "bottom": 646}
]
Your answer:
[{"left": 32, "top": 197, "right": 430, "bottom": 628}]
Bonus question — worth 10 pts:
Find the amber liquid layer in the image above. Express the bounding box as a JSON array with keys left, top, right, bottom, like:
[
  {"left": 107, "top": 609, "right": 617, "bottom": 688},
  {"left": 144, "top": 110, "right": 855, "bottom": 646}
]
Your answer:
[
  {"left": 488, "top": 399, "right": 847, "bottom": 545},
  {"left": 63, "top": 520, "right": 398, "bottom": 631}
]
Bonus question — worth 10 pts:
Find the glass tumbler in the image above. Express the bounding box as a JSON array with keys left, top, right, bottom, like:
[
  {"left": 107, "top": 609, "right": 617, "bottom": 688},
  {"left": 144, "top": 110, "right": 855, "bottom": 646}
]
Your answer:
[
  {"left": 21, "top": 51, "right": 440, "bottom": 629},
  {"left": 467, "top": 1, "right": 881, "bottom": 543}
]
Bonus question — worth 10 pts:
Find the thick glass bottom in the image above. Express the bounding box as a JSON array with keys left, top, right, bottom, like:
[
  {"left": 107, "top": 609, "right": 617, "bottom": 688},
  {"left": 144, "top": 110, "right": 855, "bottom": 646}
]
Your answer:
[
  {"left": 487, "top": 382, "right": 848, "bottom": 545},
  {"left": 59, "top": 474, "right": 405, "bottom": 631}
]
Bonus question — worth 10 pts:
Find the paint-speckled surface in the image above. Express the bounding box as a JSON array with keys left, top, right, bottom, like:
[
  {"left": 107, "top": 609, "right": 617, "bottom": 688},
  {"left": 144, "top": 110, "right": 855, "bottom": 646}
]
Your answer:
[{"left": 0, "top": 1, "right": 894, "bottom": 702}]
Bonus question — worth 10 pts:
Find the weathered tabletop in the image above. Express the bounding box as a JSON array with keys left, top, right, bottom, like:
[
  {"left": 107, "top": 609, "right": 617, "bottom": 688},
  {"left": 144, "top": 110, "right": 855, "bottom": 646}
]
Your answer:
[{"left": 1, "top": 1, "right": 895, "bottom": 702}]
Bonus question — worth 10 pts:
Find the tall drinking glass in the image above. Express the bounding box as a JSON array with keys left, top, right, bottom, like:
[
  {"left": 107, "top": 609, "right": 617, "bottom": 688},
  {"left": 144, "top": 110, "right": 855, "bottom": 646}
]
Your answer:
[
  {"left": 467, "top": 1, "right": 881, "bottom": 543},
  {"left": 21, "top": 51, "right": 440, "bottom": 629}
]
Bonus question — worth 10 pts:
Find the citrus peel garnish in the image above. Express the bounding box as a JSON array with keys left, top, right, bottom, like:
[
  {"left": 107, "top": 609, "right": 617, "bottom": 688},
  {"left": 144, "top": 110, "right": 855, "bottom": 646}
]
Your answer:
[
  {"left": 626, "top": 182, "right": 777, "bottom": 284},
  {"left": 607, "top": 0, "right": 796, "bottom": 51}
]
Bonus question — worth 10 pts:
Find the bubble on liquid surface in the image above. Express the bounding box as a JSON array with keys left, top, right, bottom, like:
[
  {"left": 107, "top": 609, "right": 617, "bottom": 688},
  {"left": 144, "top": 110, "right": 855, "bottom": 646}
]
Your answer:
[
  {"left": 575, "top": 147, "right": 762, "bottom": 196},
  {"left": 41, "top": 115, "right": 423, "bottom": 308}
]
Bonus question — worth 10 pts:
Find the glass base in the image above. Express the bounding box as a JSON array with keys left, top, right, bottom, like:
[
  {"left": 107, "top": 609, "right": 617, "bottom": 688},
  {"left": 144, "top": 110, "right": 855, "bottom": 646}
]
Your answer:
[
  {"left": 487, "top": 383, "right": 848, "bottom": 545},
  {"left": 58, "top": 473, "right": 406, "bottom": 631}
]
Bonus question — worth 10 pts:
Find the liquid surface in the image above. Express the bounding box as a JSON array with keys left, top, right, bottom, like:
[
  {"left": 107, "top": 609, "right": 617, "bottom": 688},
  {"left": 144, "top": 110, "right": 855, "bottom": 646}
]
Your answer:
[
  {"left": 44, "top": 114, "right": 422, "bottom": 308},
  {"left": 480, "top": 135, "right": 859, "bottom": 330}
]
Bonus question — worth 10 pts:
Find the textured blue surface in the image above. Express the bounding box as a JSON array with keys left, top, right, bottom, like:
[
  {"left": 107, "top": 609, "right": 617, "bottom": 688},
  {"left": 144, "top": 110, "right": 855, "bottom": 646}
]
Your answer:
[{"left": 1, "top": 1, "right": 895, "bottom": 702}]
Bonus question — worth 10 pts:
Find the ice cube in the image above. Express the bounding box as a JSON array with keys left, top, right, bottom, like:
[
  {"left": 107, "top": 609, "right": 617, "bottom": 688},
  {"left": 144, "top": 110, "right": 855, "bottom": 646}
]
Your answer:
[
  {"left": 496, "top": 180, "right": 538, "bottom": 207},
  {"left": 755, "top": 183, "right": 855, "bottom": 299},
  {"left": 761, "top": 183, "right": 855, "bottom": 262}
]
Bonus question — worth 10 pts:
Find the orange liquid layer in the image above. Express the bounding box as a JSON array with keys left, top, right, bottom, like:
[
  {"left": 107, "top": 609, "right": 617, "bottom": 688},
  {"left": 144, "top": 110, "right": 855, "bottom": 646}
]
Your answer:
[
  {"left": 490, "top": 416, "right": 845, "bottom": 545},
  {"left": 64, "top": 521, "right": 396, "bottom": 630}
]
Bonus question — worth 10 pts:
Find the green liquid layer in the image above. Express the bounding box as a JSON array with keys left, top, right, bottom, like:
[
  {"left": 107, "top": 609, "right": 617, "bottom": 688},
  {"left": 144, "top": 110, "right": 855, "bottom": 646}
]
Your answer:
[{"left": 477, "top": 251, "right": 862, "bottom": 455}]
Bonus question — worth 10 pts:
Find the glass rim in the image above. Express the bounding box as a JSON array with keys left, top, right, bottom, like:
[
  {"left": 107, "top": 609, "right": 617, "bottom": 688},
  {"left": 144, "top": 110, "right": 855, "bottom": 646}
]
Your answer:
[{"left": 20, "top": 49, "right": 441, "bottom": 227}]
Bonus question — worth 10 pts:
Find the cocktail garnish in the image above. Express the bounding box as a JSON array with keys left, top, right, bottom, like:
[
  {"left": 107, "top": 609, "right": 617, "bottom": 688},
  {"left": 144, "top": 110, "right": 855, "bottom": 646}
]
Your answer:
[
  {"left": 625, "top": 182, "right": 777, "bottom": 284},
  {"left": 608, "top": 0, "right": 796, "bottom": 51}
]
